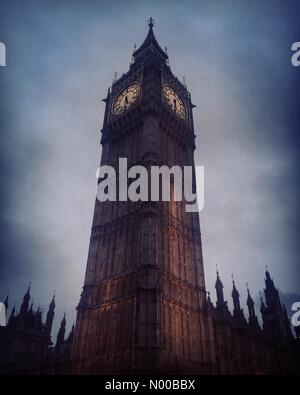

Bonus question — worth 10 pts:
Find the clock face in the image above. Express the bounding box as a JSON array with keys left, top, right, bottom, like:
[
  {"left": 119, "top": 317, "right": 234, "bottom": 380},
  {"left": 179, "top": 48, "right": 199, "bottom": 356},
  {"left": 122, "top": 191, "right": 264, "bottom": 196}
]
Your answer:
[
  {"left": 163, "top": 85, "right": 187, "bottom": 119},
  {"left": 112, "top": 83, "right": 140, "bottom": 115}
]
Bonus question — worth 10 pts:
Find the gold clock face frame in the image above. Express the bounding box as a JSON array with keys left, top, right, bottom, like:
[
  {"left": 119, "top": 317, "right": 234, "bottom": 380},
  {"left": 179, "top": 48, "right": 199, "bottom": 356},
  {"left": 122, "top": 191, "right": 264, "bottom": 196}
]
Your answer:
[
  {"left": 163, "top": 84, "right": 187, "bottom": 120},
  {"left": 112, "top": 83, "right": 140, "bottom": 115}
]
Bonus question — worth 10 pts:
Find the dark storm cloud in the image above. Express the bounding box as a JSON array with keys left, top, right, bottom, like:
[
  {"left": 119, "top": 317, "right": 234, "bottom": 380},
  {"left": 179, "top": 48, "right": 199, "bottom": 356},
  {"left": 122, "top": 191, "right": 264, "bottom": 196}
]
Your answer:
[{"left": 0, "top": 0, "right": 299, "bottom": 334}]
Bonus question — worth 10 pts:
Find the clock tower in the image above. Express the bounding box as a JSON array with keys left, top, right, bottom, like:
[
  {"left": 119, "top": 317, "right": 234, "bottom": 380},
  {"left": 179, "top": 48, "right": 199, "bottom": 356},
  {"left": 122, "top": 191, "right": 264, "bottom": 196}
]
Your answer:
[{"left": 71, "top": 18, "right": 216, "bottom": 374}]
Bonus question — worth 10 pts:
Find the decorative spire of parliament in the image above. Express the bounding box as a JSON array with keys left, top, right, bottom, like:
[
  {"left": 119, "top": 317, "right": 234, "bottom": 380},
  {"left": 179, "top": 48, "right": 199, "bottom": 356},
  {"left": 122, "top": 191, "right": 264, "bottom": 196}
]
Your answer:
[{"left": 132, "top": 17, "right": 168, "bottom": 63}]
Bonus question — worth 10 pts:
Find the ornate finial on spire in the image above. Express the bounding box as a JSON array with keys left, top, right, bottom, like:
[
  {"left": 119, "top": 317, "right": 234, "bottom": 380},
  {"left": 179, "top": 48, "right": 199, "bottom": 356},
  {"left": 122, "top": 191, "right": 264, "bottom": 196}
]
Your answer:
[
  {"left": 215, "top": 265, "right": 223, "bottom": 286},
  {"left": 183, "top": 76, "right": 187, "bottom": 88},
  {"left": 265, "top": 265, "right": 272, "bottom": 280},
  {"left": 148, "top": 17, "right": 154, "bottom": 28},
  {"left": 265, "top": 264, "right": 270, "bottom": 275},
  {"left": 231, "top": 273, "right": 235, "bottom": 284}
]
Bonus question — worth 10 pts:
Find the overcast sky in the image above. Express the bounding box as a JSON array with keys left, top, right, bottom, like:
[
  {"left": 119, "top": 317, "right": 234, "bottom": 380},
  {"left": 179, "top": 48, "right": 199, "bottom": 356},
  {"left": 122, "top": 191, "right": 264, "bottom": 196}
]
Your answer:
[{"left": 0, "top": 0, "right": 299, "bottom": 337}]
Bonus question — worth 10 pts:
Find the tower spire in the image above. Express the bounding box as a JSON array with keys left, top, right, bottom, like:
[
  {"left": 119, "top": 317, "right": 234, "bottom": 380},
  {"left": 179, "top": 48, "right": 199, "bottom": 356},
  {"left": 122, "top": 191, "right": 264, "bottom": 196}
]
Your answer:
[
  {"left": 264, "top": 266, "right": 281, "bottom": 309},
  {"left": 132, "top": 18, "right": 168, "bottom": 64},
  {"left": 215, "top": 266, "right": 225, "bottom": 307},
  {"left": 20, "top": 285, "right": 31, "bottom": 314},
  {"left": 246, "top": 282, "right": 254, "bottom": 308},
  {"left": 45, "top": 293, "right": 55, "bottom": 335},
  {"left": 56, "top": 313, "right": 66, "bottom": 346},
  {"left": 246, "top": 283, "right": 260, "bottom": 329},
  {"left": 231, "top": 274, "right": 241, "bottom": 314}
]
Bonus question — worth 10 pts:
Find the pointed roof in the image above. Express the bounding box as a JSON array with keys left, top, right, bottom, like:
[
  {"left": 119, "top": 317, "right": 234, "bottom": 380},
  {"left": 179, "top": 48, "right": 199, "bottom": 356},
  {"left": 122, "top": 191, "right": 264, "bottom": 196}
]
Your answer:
[
  {"left": 265, "top": 266, "right": 273, "bottom": 284},
  {"left": 231, "top": 276, "right": 240, "bottom": 299},
  {"left": 264, "top": 265, "right": 275, "bottom": 288},
  {"left": 133, "top": 17, "right": 168, "bottom": 61},
  {"left": 60, "top": 313, "right": 66, "bottom": 327},
  {"left": 49, "top": 294, "right": 55, "bottom": 310},
  {"left": 20, "top": 285, "right": 31, "bottom": 313},
  {"left": 246, "top": 283, "right": 254, "bottom": 307},
  {"left": 215, "top": 267, "right": 227, "bottom": 308},
  {"left": 264, "top": 266, "right": 282, "bottom": 310},
  {"left": 56, "top": 313, "right": 67, "bottom": 346},
  {"left": 24, "top": 286, "right": 31, "bottom": 300},
  {"left": 215, "top": 268, "right": 224, "bottom": 289},
  {"left": 246, "top": 285, "right": 259, "bottom": 328}
]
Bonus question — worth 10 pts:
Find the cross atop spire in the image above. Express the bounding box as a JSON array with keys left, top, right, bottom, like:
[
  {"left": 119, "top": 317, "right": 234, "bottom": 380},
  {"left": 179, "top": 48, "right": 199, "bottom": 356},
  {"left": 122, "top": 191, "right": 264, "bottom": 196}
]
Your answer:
[{"left": 148, "top": 17, "right": 154, "bottom": 28}]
